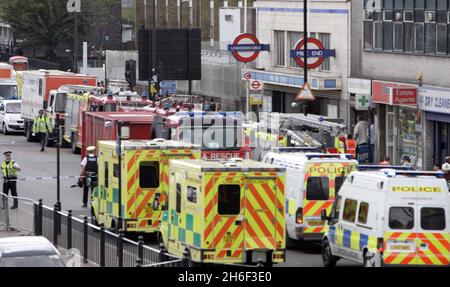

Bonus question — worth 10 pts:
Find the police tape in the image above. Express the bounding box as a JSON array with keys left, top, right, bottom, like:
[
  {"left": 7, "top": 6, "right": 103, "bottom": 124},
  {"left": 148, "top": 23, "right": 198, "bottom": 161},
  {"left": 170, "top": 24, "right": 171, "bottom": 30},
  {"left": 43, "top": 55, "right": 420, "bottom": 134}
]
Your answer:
[{"left": 4, "top": 175, "right": 85, "bottom": 182}]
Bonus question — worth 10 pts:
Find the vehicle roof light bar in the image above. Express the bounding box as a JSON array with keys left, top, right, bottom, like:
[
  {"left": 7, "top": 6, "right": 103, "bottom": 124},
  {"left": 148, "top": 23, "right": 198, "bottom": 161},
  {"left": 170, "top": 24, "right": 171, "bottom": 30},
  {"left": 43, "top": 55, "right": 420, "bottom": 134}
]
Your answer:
[
  {"left": 271, "top": 147, "right": 322, "bottom": 153},
  {"left": 357, "top": 165, "right": 414, "bottom": 171},
  {"left": 383, "top": 170, "right": 445, "bottom": 178},
  {"left": 305, "top": 154, "right": 353, "bottom": 160}
]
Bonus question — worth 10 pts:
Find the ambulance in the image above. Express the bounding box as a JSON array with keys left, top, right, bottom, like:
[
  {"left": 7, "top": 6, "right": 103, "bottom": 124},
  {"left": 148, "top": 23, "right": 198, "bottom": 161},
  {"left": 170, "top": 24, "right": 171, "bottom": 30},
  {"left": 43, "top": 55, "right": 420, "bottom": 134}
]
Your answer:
[
  {"left": 262, "top": 148, "right": 358, "bottom": 243},
  {"left": 92, "top": 139, "right": 201, "bottom": 233},
  {"left": 321, "top": 169, "right": 450, "bottom": 267},
  {"left": 159, "top": 158, "right": 286, "bottom": 266}
]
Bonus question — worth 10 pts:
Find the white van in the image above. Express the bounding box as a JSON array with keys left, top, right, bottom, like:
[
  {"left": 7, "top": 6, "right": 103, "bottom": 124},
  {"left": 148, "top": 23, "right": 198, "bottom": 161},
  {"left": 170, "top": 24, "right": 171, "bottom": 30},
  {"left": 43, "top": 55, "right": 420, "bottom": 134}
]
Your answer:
[
  {"left": 0, "top": 100, "right": 24, "bottom": 135},
  {"left": 263, "top": 148, "right": 358, "bottom": 243},
  {"left": 321, "top": 169, "right": 450, "bottom": 267}
]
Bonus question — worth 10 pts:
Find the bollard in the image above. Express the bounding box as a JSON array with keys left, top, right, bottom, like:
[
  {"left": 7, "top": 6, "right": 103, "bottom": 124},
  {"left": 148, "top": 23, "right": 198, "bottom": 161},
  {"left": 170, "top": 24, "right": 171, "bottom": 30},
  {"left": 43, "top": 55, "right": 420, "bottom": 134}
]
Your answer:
[
  {"left": 136, "top": 258, "right": 143, "bottom": 267},
  {"left": 256, "top": 259, "right": 264, "bottom": 268},
  {"left": 159, "top": 243, "right": 168, "bottom": 263},
  {"left": 182, "top": 250, "right": 190, "bottom": 267},
  {"left": 138, "top": 235, "right": 144, "bottom": 265},
  {"left": 117, "top": 229, "right": 124, "bottom": 268},
  {"left": 53, "top": 204, "right": 58, "bottom": 245},
  {"left": 83, "top": 216, "right": 88, "bottom": 263},
  {"left": 100, "top": 224, "right": 105, "bottom": 267},
  {"left": 67, "top": 210, "right": 72, "bottom": 250},
  {"left": 3, "top": 195, "right": 10, "bottom": 231},
  {"left": 37, "top": 199, "right": 43, "bottom": 236}
]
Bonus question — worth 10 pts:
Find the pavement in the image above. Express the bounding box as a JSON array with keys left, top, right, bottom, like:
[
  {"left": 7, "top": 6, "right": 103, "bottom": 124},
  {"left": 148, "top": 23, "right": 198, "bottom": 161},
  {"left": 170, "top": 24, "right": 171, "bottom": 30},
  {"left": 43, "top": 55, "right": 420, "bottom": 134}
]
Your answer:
[{"left": 0, "top": 133, "right": 359, "bottom": 267}]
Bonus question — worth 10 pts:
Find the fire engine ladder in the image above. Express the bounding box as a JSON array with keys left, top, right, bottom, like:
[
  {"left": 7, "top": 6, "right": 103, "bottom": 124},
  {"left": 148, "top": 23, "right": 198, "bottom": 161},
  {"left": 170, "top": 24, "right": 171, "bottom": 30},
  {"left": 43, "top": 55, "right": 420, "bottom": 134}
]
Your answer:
[{"left": 279, "top": 113, "right": 347, "bottom": 137}]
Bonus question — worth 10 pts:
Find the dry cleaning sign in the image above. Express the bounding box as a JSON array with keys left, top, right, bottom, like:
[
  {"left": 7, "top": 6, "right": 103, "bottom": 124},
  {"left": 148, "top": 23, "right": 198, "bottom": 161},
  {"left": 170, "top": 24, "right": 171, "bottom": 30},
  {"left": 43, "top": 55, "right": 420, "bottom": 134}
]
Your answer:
[{"left": 418, "top": 86, "right": 450, "bottom": 114}]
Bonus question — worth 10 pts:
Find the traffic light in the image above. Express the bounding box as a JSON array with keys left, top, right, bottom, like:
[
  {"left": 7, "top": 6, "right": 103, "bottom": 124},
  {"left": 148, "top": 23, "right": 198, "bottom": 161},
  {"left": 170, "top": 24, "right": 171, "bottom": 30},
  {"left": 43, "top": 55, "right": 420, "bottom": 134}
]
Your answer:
[{"left": 125, "top": 60, "right": 136, "bottom": 90}]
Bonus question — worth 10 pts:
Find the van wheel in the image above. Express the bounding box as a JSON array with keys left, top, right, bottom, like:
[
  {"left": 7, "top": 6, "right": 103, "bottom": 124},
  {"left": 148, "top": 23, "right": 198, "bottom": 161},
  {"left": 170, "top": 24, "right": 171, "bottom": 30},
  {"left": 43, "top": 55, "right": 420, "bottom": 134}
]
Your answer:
[
  {"left": 71, "top": 133, "right": 80, "bottom": 154},
  {"left": 322, "top": 240, "right": 339, "bottom": 267},
  {"left": 286, "top": 235, "right": 298, "bottom": 249}
]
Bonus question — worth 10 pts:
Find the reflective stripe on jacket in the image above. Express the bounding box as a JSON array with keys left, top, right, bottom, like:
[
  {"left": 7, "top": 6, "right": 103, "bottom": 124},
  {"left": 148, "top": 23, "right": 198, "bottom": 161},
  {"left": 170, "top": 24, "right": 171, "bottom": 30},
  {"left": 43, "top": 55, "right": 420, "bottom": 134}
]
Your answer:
[{"left": 33, "top": 116, "right": 52, "bottom": 133}]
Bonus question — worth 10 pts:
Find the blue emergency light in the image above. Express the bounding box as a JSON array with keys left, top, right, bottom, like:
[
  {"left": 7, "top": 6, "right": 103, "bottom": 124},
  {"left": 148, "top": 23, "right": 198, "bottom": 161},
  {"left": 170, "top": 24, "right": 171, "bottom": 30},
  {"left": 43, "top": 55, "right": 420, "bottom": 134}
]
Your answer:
[
  {"left": 305, "top": 154, "right": 353, "bottom": 160},
  {"left": 357, "top": 165, "right": 414, "bottom": 171}
]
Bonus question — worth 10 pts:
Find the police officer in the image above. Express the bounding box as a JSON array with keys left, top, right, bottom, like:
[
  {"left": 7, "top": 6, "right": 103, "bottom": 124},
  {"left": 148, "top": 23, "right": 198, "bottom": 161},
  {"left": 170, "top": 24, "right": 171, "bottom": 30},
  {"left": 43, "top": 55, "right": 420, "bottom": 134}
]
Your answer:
[
  {"left": 32, "top": 110, "right": 52, "bottom": 152},
  {"left": 1, "top": 151, "right": 21, "bottom": 209},
  {"left": 79, "top": 146, "right": 98, "bottom": 208}
]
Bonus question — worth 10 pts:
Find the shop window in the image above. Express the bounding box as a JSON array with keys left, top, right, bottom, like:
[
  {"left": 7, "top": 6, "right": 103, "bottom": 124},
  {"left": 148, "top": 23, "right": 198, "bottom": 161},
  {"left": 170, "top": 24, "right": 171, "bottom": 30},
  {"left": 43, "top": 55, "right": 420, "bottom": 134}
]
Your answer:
[
  {"left": 289, "top": 31, "right": 303, "bottom": 67},
  {"left": 139, "top": 161, "right": 160, "bottom": 188},
  {"left": 218, "top": 185, "right": 241, "bottom": 215}
]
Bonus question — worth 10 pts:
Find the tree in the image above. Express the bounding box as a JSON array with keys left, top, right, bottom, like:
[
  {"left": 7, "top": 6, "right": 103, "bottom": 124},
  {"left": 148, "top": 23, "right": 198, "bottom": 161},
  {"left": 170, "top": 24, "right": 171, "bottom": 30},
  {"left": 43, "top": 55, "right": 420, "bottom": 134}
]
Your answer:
[{"left": 0, "top": 0, "right": 85, "bottom": 61}]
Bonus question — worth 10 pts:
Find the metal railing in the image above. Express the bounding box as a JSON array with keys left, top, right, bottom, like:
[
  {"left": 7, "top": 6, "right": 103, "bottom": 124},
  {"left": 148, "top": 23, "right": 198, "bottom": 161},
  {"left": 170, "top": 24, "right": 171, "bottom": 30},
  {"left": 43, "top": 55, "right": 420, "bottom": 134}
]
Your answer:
[{"left": 1, "top": 193, "right": 184, "bottom": 267}]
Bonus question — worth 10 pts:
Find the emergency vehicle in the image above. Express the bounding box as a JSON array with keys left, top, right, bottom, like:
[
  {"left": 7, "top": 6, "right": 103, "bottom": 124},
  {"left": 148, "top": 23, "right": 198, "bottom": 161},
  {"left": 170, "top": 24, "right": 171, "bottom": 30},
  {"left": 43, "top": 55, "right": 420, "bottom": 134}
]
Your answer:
[
  {"left": 64, "top": 90, "right": 151, "bottom": 154},
  {"left": 92, "top": 139, "right": 201, "bottom": 233},
  {"left": 9, "top": 56, "right": 28, "bottom": 71},
  {"left": 321, "top": 169, "right": 450, "bottom": 267},
  {"left": 83, "top": 112, "right": 157, "bottom": 159},
  {"left": 20, "top": 70, "right": 97, "bottom": 142},
  {"left": 262, "top": 149, "right": 358, "bottom": 243},
  {"left": 159, "top": 158, "right": 286, "bottom": 266},
  {"left": 165, "top": 112, "right": 247, "bottom": 160},
  {"left": 246, "top": 113, "right": 347, "bottom": 161},
  {"left": 0, "top": 63, "right": 18, "bottom": 100}
]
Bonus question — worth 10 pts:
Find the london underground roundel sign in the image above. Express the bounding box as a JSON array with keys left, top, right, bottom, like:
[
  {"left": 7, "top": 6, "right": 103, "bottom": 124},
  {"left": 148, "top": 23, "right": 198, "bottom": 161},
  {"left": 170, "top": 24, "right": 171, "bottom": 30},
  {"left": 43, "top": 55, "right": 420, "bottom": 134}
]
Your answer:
[
  {"left": 228, "top": 33, "right": 270, "bottom": 63},
  {"left": 293, "top": 37, "right": 326, "bottom": 69}
]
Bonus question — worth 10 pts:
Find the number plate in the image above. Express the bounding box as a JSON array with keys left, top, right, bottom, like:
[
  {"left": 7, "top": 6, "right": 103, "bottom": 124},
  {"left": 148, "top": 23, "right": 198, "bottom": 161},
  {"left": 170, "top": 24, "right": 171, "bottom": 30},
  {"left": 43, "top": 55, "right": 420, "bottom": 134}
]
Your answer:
[
  {"left": 251, "top": 251, "right": 267, "bottom": 263},
  {"left": 388, "top": 242, "right": 415, "bottom": 252},
  {"left": 307, "top": 220, "right": 325, "bottom": 226}
]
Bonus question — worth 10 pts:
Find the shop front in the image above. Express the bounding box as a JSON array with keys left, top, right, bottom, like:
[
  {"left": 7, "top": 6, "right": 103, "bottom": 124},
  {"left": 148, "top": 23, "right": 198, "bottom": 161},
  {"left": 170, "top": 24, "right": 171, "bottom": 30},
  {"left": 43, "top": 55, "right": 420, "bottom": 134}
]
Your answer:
[
  {"left": 372, "top": 80, "right": 422, "bottom": 169},
  {"left": 418, "top": 85, "right": 450, "bottom": 170}
]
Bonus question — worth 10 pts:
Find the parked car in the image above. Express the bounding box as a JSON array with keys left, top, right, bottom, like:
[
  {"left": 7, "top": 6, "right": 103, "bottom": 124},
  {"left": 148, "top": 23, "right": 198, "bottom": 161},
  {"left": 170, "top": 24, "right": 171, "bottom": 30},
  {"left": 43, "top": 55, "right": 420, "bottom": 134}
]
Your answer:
[
  {"left": 0, "top": 236, "right": 65, "bottom": 267},
  {"left": 0, "top": 100, "right": 24, "bottom": 135}
]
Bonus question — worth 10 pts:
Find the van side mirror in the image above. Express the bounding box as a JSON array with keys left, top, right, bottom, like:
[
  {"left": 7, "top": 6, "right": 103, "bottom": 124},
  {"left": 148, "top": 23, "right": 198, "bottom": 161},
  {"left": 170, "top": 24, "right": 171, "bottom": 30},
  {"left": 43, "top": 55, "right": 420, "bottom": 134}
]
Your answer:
[{"left": 321, "top": 209, "right": 330, "bottom": 222}]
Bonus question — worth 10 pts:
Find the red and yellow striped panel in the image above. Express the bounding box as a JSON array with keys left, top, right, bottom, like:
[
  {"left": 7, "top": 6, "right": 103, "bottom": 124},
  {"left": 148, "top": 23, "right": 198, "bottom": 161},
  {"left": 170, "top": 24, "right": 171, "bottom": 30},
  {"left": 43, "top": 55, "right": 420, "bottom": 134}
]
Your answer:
[{"left": 383, "top": 232, "right": 450, "bottom": 266}]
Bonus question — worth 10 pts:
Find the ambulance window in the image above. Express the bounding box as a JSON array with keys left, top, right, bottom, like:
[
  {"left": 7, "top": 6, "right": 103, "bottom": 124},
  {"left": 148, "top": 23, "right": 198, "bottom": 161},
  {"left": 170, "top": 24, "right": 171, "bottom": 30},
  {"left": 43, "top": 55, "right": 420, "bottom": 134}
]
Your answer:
[
  {"left": 176, "top": 184, "right": 182, "bottom": 213},
  {"left": 389, "top": 207, "right": 414, "bottom": 230},
  {"left": 218, "top": 185, "right": 241, "bottom": 215},
  {"left": 306, "top": 177, "right": 329, "bottom": 200},
  {"left": 113, "top": 164, "right": 119, "bottom": 178},
  {"left": 421, "top": 208, "right": 445, "bottom": 231},
  {"left": 187, "top": 186, "right": 197, "bottom": 204},
  {"left": 104, "top": 161, "right": 109, "bottom": 188},
  {"left": 335, "top": 176, "right": 346, "bottom": 196},
  {"left": 139, "top": 161, "right": 160, "bottom": 188},
  {"left": 343, "top": 199, "right": 357, "bottom": 223},
  {"left": 358, "top": 202, "right": 369, "bottom": 225}
]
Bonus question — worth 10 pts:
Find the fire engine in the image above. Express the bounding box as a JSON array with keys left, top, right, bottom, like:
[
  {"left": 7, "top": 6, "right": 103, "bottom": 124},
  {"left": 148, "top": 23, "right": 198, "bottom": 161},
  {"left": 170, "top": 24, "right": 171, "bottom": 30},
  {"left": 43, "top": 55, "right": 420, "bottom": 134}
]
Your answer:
[
  {"left": 245, "top": 113, "right": 348, "bottom": 161},
  {"left": 163, "top": 112, "right": 248, "bottom": 160}
]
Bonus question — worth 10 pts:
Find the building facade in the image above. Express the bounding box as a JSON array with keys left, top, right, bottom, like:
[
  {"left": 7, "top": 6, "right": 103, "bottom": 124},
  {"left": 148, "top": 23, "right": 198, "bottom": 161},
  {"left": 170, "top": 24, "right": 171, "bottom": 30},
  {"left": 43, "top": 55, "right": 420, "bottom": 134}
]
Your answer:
[
  {"left": 0, "top": 18, "right": 13, "bottom": 52},
  {"left": 351, "top": 0, "right": 450, "bottom": 170},
  {"left": 251, "top": 0, "right": 351, "bottom": 121}
]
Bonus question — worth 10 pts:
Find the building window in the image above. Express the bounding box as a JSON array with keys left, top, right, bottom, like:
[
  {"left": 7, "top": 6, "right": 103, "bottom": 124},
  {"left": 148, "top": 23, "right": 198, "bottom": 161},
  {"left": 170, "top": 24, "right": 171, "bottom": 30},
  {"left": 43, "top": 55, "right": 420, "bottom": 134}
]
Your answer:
[
  {"left": 289, "top": 31, "right": 303, "bottom": 67},
  {"left": 275, "top": 30, "right": 285, "bottom": 66},
  {"left": 319, "top": 33, "right": 331, "bottom": 71}
]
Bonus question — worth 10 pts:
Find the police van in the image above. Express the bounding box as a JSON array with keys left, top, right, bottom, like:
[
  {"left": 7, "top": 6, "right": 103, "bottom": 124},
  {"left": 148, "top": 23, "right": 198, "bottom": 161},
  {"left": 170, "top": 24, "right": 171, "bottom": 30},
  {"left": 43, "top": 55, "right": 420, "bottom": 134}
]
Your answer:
[
  {"left": 262, "top": 148, "right": 358, "bottom": 243},
  {"left": 321, "top": 169, "right": 450, "bottom": 267}
]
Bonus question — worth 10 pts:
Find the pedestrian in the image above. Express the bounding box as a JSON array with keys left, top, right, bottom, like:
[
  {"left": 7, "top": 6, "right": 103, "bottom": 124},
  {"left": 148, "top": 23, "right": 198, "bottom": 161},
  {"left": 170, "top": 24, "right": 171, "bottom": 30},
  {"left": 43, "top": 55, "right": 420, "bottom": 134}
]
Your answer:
[
  {"left": 433, "top": 163, "right": 442, "bottom": 172},
  {"left": 79, "top": 146, "right": 98, "bottom": 208},
  {"left": 380, "top": 156, "right": 391, "bottom": 165},
  {"left": 1, "top": 151, "right": 21, "bottom": 209},
  {"left": 210, "top": 99, "right": 217, "bottom": 112},
  {"left": 442, "top": 157, "right": 450, "bottom": 190},
  {"left": 369, "top": 122, "right": 377, "bottom": 163},
  {"left": 32, "top": 110, "right": 52, "bottom": 152},
  {"left": 345, "top": 135, "right": 357, "bottom": 159},
  {"left": 353, "top": 115, "right": 369, "bottom": 147},
  {"left": 401, "top": 155, "right": 413, "bottom": 167}
]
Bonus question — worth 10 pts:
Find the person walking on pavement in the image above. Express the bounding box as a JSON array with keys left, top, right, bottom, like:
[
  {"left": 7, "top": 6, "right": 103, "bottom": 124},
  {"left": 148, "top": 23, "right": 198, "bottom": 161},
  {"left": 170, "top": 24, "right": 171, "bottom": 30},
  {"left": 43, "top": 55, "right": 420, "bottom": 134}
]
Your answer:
[
  {"left": 353, "top": 115, "right": 369, "bottom": 147},
  {"left": 345, "top": 135, "right": 357, "bottom": 159},
  {"left": 401, "top": 155, "right": 413, "bottom": 168},
  {"left": 32, "top": 110, "right": 52, "bottom": 152},
  {"left": 1, "top": 151, "right": 21, "bottom": 209},
  {"left": 79, "top": 146, "right": 98, "bottom": 208},
  {"left": 441, "top": 156, "right": 450, "bottom": 191}
]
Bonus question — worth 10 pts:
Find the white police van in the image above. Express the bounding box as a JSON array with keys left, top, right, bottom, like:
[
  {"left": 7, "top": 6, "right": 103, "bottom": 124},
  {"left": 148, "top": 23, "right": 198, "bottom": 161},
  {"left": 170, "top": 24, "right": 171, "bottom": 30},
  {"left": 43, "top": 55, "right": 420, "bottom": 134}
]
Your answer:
[
  {"left": 262, "top": 148, "right": 358, "bottom": 243},
  {"left": 321, "top": 169, "right": 450, "bottom": 267}
]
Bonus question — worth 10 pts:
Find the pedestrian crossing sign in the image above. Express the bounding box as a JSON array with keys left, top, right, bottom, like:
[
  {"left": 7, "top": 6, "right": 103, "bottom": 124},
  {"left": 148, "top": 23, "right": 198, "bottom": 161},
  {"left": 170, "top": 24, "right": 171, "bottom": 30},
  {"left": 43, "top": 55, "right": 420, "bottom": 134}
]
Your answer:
[{"left": 295, "top": 82, "right": 315, "bottom": 102}]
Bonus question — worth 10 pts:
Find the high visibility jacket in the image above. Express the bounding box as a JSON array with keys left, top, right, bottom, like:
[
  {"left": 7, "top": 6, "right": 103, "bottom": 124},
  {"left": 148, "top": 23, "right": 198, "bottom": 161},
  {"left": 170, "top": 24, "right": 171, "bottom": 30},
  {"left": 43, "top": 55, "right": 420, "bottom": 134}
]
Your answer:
[
  {"left": 346, "top": 139, "right": 357, "bottom": 159},
  {"left": 335, "top": 137, "right": 345, "bottom": 154},
  {"left": 1, "top": 160, "right": 17, "bottom": 179},
  {"left": 33, "top": 116, "right": 52, "bottom": 134}
]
